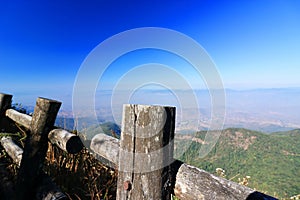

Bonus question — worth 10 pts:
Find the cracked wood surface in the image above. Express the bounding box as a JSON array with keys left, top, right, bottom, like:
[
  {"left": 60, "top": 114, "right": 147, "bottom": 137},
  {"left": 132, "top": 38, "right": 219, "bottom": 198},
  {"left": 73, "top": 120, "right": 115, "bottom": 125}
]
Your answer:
[{"left": 116, "top": 104, "right": 175, "bottom": 200}]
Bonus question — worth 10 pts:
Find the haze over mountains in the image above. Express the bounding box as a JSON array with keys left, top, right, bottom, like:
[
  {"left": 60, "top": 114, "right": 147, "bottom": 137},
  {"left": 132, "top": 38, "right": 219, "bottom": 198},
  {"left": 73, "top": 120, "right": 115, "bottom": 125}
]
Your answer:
[
  {"left": 47, "top": 87, "right": 300, "bottom": 133},
  {"left": 223, "top": 88, "right": 300, "bottom": 132},
  {"left": 14, "top": 87, "right": 300, "bottom": 133}
]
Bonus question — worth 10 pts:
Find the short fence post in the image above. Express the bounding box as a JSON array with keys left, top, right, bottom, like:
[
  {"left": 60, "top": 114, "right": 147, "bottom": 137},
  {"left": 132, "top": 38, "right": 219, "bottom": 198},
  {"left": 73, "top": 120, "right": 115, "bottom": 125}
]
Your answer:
[
  {"left": 16, "top": 97, "right": 61, "bottom": 199},
  {"left": 0, "top": 93, "right": 12, "bottom": 129},
  {"left": 0, "top": 93, "right": 12, "bottom": 114},
  {"left": 117, "top": 104, "right": 176, "bottom": 200}
]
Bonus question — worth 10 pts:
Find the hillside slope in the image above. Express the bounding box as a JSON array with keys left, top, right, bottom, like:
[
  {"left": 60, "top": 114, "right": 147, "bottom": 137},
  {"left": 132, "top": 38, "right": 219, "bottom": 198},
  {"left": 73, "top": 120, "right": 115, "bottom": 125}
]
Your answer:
[{"left": 176, "top": 128, "right": 300, "bottom": 198}]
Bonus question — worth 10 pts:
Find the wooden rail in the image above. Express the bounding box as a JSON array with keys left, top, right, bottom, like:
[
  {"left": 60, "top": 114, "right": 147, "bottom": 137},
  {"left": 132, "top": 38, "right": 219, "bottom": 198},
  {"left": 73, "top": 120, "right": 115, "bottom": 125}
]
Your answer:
[
  {"left": 90, "top": 104, "right": 277, "bottom": 200},
  {"left": 0, "top": 93, "right": 278, "bottom": 200},
  {"left": 0, "top": 93, "right": 83, "bottom": 200},
  {"left": 5, "top": 108, "right": 83, "bottom": 154},
  {"left": 91, "top": 133, "right": 277, "bottom": 200},
  {"left": 0, "top": 136, "right": 67, "bottom": 200}
]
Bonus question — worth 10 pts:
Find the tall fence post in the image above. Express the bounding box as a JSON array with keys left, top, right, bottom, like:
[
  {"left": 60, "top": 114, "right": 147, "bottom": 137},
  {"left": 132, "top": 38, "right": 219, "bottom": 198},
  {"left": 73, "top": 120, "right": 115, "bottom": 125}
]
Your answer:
[
  {"left": 117, "top": 104, "right": 176, "bottom": 200},
  {"left": 16, "top": 97, "right": 61, "bottom": 199},
  {"left": 0, "top": 93, "right": 14, "bottom": 199},
  {"left": 0, "top": 94, "right": 17, "bottom": 200}
]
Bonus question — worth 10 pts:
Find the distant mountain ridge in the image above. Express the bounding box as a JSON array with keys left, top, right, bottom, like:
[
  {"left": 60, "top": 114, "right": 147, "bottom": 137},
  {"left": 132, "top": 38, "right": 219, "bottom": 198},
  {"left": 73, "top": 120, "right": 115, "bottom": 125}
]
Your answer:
[
  {"left": 16, "top": 87, "right": 300, "bottom": 133},
  {"left": 271, "top": 129, "right": 300, "bottom": 137},
  {"left": 176, "top": 128, "right": 300, "bottom": 198},
  {"left": 55, "top": 117, "right": 121, "bottom": 140}
]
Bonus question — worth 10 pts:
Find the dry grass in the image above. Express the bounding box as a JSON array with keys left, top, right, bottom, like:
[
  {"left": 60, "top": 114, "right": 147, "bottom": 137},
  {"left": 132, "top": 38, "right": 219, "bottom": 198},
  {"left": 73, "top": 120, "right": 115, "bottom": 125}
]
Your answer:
[
  {"left": 44, "top": 143, "right": 117, "bottom": 200},
  {"left": 0, "top": 130, "right": 118, "bottom": 200}
]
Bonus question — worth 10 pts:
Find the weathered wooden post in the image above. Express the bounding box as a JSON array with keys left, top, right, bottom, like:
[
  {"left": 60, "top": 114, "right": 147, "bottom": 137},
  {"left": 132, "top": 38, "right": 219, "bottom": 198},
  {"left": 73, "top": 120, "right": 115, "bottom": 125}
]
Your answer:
[
  {"left": 16, "top": 97, "right": 61, "bottom": 199},
  {"left": 0, "top": 93, "right": 12, "bottom": 130},
  {"left": 0, "top": 93, "right": 12, "bottom": 113},
  {"left": 0, "top": 165, "right": 15, "bottom": 200},
  {"left": 0, "top": 94, "right": 15, "bottom": 200},
  {"left": 0, "top": 136, "right": 68, "bottom": 200},
  {"left": 117, "top": 104, "right": 176, "bottom": 200}
]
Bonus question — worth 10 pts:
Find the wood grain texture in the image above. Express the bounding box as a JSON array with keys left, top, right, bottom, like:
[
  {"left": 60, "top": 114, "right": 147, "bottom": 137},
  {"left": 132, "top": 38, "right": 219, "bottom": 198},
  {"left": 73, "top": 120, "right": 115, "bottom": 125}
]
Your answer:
[
  {"left": 90, "top": 133, "right": 120, "bottom": 165},
  {"left": 0, "top": 136, "right": 23, "bottom": 166},
  {"left": 0, "top": 136, "right": 67, "bottom": 200},
  {"left": 5, "top": 109, "right": 32, "bottom": 129},
  {"left": 49, "top": 128, "right": 83, "bottom": 154},
  {"left": 117, "top": 104, "right": 175, "bottom": 200},
  {"left": 91, "top": 132, "right": 278, "bottom": 200},
  {"left": 16, "top": 97, "right": 61, "bottom": 199},
  {"left": 174, "top": 163, "right": 278, "bottom": 200},
  {"left": 5, "top": 108, "right": 83, "bottom": 154}
]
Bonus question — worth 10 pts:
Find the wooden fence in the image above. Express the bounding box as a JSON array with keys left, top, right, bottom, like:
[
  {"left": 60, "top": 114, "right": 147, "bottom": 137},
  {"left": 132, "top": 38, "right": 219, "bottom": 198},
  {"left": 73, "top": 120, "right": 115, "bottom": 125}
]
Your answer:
[{"left": 0, "top": 93, "right": 278, "bottom": 200}]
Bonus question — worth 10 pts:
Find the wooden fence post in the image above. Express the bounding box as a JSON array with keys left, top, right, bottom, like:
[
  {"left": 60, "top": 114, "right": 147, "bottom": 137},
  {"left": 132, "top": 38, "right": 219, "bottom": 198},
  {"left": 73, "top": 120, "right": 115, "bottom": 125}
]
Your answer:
[
  {"left": 0, "top": 94, "right": 14, "bottom": 200},
  {"left": 117, "top": 104, "right": 175, "bottom": 200},
  {"left": 0, "top": 165, "right": 15, "bottom": 200},
  {"left": 0, "top": 93, "right": 12, "bottom": 113},
  {"left": 16, "top": 97, "right": 61, "bottom": 199},
  {"left": 0, "top": 93, "right": 12, "bottom": 130}
]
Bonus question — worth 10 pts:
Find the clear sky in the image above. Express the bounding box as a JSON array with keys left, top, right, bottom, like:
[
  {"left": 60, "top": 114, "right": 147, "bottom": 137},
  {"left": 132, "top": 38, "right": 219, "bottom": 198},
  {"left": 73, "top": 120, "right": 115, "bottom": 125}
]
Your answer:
[{"left": 1, "top": 0, "right": 300, "bottom": 106}]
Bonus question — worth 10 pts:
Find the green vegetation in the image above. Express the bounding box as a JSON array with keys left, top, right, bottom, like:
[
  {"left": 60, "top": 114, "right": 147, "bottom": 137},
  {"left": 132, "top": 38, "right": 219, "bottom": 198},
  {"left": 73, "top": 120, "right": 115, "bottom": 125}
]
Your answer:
[
  {"left": 176, "top": 128, "right": 300, "bottom": 199},
  {"left": 81, "top": 122, "right": 121, "bottom": 140}
]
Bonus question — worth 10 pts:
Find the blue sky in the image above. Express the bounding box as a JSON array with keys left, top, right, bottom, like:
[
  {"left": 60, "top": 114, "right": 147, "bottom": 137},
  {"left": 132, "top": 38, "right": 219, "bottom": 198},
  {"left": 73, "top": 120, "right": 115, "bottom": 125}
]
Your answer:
[{"left": 1, "top": 0, "right": 300, "bottom": 106}]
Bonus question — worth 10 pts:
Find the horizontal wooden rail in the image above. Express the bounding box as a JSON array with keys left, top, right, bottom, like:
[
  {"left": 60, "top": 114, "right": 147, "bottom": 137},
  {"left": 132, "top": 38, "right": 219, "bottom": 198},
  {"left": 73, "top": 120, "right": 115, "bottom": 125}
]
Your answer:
[
  {"left": 0, "top": 136, "right": 67, "bottom": 200},
  {"left": 5, "top": 109, "right": 31, "bottom": 130},
  {"left": 90, "top": 133, "right": 119, "bottom": 165},
  {"left": 90, "top": 133, "right": 277, "bottom": 200},
  {"left": 5, "top": 108, "right": 83, "bottom": 154},
  {"left": 0, "top": 136, "right": 23, "bottom": 166},
  {"left": 49, "top": 129, "right": 84, "bottom": 154}
]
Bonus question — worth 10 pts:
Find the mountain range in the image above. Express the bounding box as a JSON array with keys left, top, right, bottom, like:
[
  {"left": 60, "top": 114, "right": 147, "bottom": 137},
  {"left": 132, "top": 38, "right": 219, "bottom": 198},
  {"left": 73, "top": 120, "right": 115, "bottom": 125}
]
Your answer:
[
  {"left": 175, "top": 128, "right": 300, "bottom": 198},
  {"left": 16, "top": 88, "right": 300, "bottom": 133}
]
